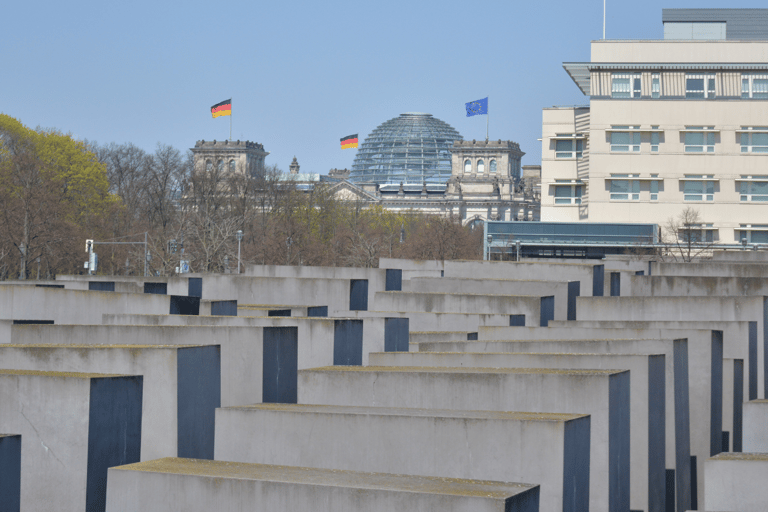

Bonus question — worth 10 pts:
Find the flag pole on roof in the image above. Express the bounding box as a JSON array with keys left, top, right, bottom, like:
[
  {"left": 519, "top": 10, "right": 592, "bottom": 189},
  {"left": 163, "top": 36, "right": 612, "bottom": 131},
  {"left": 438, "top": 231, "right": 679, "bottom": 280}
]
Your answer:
[
  {"left": 465, "top": 97, "right": 489, "bottom": 141},
  {"left": 210, "top": 99, "right": 233, "bottom": 140}
]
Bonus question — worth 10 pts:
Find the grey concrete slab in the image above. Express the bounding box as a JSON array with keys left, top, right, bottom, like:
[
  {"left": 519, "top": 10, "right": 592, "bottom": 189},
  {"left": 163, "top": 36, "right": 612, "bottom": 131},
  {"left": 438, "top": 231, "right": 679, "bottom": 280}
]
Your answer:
[
  {"left": 651, "top": 261, "right": 768, "bottom": 278},
  {"left": 374, "top": 292, "right": 554, "bottom": 326},
  {"left": 105, "top": 457, "right": 540, "bottom": 512},
  {"left": 440, "top": 260, "right": 605, "bottom": 297},
  {"left": 8, "top": 325, "right": 262, "bottom": 407},
  {"left": 367, "top": 351, "right": 663, "bottom": 512},
  {"left": 402, "top": 277, "right": 575, "bottom": 321},
  {"left": 743, "top": 399, "right": 768, "bottom": 452},
  {"left": 103, "top": 310, "right": 515, "bottom": 340},
  {"left": 576, "top": 296, "right": 766, "bottom": 400},
  {"left": 0, "top": 344, "right": 220, "bottom": 461},
  {"left": 298, "top": 366, "right": 629, "bottom": 512},
  {"left": 0, "top": 434, "right": 21, "bottom": 512},
  {"left": 215, "top": 404, "right": 588, "bottom": 512},
  {"left": 704, "top": 453, "right": 768, "bottom": 512},
  {"left": 409, "top": 331, "right": 475, "bottom": 343},
  {"left": 0, "top": 370, "right": 142, "bottom": 512},
  {"left": 0, "top": 285, "right": 169, "bottom": 325},
  {"left": 711, "top": 250, "right": 768, "bottom": 263},
  {"left": 414, "top": 337, "right": 692, "bottom": 512},
  {"left": 100, "top": 316, "right": 387, "bottom": 366},
  {"left": 378, "top": 257, "right": 444, "bottom": 279}
]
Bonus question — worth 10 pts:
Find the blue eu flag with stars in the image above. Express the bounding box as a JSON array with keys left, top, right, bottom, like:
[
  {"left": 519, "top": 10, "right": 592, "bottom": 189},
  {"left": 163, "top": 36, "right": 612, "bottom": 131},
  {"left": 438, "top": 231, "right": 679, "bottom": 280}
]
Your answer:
[{"left": 465, "top": 97, "right": 488, "bottom": 117}]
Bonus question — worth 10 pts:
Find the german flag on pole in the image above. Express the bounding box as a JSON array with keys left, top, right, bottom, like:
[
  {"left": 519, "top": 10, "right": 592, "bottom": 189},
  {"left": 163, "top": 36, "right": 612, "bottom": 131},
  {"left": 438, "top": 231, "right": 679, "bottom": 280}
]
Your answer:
[
  {"left": 211, "top": 99, "right": 232, "bottom": 118},
  {"left": 341, "top": 134, "right": 358, "bottom": 149}
]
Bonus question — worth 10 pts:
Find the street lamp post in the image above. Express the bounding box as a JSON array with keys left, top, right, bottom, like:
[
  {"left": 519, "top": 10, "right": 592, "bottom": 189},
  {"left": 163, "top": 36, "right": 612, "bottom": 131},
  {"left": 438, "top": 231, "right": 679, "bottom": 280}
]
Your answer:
[
  {"left": 286, "top": 236, "right": 293, "bottom": 265},
  {"left": 19, "top": 243, "right": 26, "bottom": 280},
  {"left": 236, "top": 230, "right": 243, "bottom": 274},
  {"left": 486, "top": 235, "right": 492, "bottom": 261},
  {"left": 223, "top": 255, "right": 229, "bottom": 274}
]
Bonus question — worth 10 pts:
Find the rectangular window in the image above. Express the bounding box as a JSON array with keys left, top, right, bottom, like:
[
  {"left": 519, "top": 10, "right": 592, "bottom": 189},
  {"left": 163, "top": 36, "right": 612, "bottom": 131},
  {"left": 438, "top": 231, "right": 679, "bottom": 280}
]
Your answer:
[
  {"left": 553, "top": 183, "right": 583, "bottom": 204},
  {"left": 683, "top": 176, "right": 715, "bottom": 201},
  {"left": 555, "top": 137, "right": 583, "bottom": 159},
  {"left": 610, "top": 127, "right": 640, "bottom": 152},
  {"left": 651, "top": 74, "right": 660, "bottom": 98},
  {"left": 612, "top": 73, "right": 641, "bottom": 98},
  {"left": 686, "top": 73, "right": 716, "bottom": 99},
  {"left": 737, "top": 226, "right": 768, "bottom": 244},
  {"left": 610, "top": 174, "right": 640, "bottom": 200},
  {"left": 650, "top": 175, "right": 659, "bottom": 200},
  {"left": 740, "top": 129, "right": 768, "bottom": 153},
  {"left": 651, "top": 126, "right": 660, "bottom": 152},
  {"left": 684, "top": 128, "right": 715, "bottom": 152},
  {"left": 741, "top": 74, "right": 768, "bottom": 99},
  {"left": 681, "top": 224, "right": 717, "bottom": 243},
  {"left": 740, "top": 177, "right": 768, "bottom": 201}
]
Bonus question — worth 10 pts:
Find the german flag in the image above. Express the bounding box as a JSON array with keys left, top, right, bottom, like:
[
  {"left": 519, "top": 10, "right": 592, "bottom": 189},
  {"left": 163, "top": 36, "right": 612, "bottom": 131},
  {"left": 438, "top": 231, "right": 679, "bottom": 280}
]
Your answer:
[
  {"left": 341, "top": 134, "right": 358, "bottom": 149},
  {"left": 211, "top": 99, "right": 232, "bottom": 118}
]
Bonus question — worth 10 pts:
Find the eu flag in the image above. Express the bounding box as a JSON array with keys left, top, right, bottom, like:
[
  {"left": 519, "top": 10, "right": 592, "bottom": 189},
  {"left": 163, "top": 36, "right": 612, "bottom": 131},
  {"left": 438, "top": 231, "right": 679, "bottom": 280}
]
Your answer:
[{"left": 465, "top": 97, "right": 488, "bottom": 117}]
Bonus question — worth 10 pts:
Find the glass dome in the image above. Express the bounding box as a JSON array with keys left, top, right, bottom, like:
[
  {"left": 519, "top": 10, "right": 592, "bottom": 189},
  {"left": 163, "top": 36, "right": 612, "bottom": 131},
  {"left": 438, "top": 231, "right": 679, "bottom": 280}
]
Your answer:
[{"left": 349, "top": 113, "right": 463, "bottom": 185}]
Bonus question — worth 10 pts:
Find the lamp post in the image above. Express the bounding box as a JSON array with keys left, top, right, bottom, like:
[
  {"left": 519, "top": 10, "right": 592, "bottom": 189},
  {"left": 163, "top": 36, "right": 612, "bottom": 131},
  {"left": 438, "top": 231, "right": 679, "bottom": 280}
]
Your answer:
[
  {"left": 19, "top": 243, "right": 26, "bottom": 280},
  {"left": 223, "top": 255, "right": 229, "bottom": 274},
  {"left": 486, "top": 234, "right": 492, "bottom": 261},
  {"left": 516, "top": 240, "right": 521, "bottom": 262},
  {"left": 286, "top": 236, "right": 293, "bottom": 265},
  {"left": 236, "top": 230, "right": 243, "bottom": 274}
]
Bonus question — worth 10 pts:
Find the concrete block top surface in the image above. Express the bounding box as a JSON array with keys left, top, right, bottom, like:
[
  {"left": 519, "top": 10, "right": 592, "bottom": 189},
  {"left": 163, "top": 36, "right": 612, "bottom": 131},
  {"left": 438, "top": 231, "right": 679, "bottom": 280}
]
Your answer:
[
  {"left": 223, "top": 403, "right": 589, "bottom": 422},
  {"left": 113, "top": 458, "right": 537, "bottom": 498},
  {"left": 377, "top": 351, "right": 661, "bottom": 358},
  {"left": 0, "top": 369, "right": 128, "bottom": 379},
  {"left": 379, "top": 291, "right": 543, "bottom": 298},
  {"left": 709, "top": 453, "right": 768, "bottom": 462},
  {"left": 0, "top": 343, "right": 205, "bottom": 350},
  {"left": 301, "top": 365, "right": 626, "bottom": 377}
]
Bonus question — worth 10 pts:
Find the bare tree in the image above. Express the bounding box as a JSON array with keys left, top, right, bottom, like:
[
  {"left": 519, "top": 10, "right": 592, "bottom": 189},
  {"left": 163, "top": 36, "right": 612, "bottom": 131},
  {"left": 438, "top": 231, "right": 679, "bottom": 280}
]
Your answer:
[{"left": 661, "top": 207, "right": 716, "bottom": 262}]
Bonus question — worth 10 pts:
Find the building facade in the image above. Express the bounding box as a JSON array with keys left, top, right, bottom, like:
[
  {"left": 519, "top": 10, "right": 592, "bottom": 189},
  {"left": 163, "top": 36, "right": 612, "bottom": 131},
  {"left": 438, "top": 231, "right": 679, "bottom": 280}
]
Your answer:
[
  {"left": 190, "top": 139, "right": 268, "bottom": 177},
  {"left": 541, "top": 9, "right": 768, "bottom": 245}
]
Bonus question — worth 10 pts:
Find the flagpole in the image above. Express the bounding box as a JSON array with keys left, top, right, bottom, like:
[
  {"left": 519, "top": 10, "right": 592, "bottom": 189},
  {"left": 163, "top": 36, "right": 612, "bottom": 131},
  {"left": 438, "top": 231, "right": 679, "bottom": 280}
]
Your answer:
[
  {"left": 230, "top": 97, "right": 232, "bottom": 141},
  {"left": 486, "top": 109, "right": 489, "bottom": 142}
]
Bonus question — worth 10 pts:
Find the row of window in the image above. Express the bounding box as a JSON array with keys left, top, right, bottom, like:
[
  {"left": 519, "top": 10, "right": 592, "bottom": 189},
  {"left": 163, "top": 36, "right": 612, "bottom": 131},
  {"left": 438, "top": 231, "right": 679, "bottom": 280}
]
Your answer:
[
  {"left": 553, "top": 176, "right": 768, "bottom": 204},
  {"left": 554, "top": 127, "right": 768, "bottom": 157},
  {"left": 463, "top": 159, "right": 498, "bottom": 174},
  {"left": 205, "top": 159, "right": 237, "bottom": 173},
  {"left": 611, "top": 73, "right": 768, "bottom": 99}
]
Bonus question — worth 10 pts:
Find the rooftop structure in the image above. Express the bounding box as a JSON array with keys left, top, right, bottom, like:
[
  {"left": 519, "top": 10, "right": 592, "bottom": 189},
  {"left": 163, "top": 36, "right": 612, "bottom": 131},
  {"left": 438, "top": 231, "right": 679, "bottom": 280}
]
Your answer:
[{"left": 350, "top": 113, "right": 463, "bottom": 185}]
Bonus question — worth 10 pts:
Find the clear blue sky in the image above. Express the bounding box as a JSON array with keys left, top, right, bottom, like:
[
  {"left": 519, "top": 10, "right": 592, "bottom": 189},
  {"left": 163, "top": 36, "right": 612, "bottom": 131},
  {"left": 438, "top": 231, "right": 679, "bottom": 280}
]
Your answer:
[{"left": 4, "top": 1, "right": 765, "bottom": 174}]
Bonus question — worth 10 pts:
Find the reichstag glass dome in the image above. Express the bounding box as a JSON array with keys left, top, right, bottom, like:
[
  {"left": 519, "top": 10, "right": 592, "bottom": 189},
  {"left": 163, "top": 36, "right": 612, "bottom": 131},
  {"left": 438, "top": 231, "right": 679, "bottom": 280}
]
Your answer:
[{"left": 349, "top": 113, "right": 463, "bottom": 185}]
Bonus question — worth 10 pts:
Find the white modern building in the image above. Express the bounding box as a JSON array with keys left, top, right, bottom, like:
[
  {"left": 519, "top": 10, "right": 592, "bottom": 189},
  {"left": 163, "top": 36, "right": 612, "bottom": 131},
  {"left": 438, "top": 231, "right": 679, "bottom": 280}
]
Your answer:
[{"left": 541, "top": 9, "right": 768, "bottom": 245}]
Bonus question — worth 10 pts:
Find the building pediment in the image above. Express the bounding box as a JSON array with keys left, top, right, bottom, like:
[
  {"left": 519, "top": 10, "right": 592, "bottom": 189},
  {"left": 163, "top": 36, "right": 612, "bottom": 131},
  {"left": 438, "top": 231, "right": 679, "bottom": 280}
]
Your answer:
[{"left": 326, "top": 180, "right": 379, "bottom": 203}]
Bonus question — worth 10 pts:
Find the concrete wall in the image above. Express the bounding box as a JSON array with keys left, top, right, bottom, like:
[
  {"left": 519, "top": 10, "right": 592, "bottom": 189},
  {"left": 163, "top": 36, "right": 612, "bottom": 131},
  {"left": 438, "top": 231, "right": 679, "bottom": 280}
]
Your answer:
[
  {"left": 298, "top": 366, "right": 629, "bottom": 512},
  {"left": 0, "top": 370, "right": 142, "bottom": 512},
  {"left": 374, "top": 292, "right": 553, "bottom": 326},
  {"left": 105, "top": 458, "right": 541, "bottom": 512},
  {"left": 378, "top": 258, "right": 444, "bottom": 279},
  {"left": 705, "top": 453, "right": 768, "bottom": 512},
  {"left": 100, "top": 316, "right": 387, "bottom": 366},
  {"left": 0, "top": 285, "right": 169, "bottom": 325},
  {"left": 402, "top": 277, "right": 574, "bottom": 321},
  {"left": 743, "top": 399, "right": 768, "bottom": 452},
  {"left": 651, "top": 261, "right": 768, "bottom": 278},
  {"left": 215, "top": 404, "right": 588, "bottom": 512},
  {"left": 367, "top": 351, "right": 663, "bottom": 512},
  {"left": 441, "top": 260, "right": 604, "bottom": 297},
  {"left": 576, "top": 296, "right": 766, "bottom": 400},
  {"left": 413, "top": 336, "right": 691, "bottom": 512},
  {"left": 0, "top": 344, "right": 220, "bottom": 461}
]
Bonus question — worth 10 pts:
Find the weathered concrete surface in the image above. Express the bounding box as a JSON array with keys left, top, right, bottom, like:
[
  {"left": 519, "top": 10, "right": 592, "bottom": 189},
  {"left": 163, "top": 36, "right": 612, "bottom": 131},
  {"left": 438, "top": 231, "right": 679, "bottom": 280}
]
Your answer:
[
  {"left": 367, "top": 351, "right": 664, "bottom": 512},
  {"left": 299, "top": 366, "right": 629, "bottom": 512},
  {"left": 711, "top": 249, "right": 768, "bottom": 263},
  {"left": 378, "top": 257, "right": 444, "bottom": 279},
  {"left": 576, "top": 295, "right": 765, "bottom": 401},
  {"left": 164, "top": 274, "right": 378, "bottom": 315},
  {"left": 743, "top": 399, "right": 768, "bottom": 452},
  {"left": 402, "top": 277, "right": 574, "bottom": 321},
  {"left": 651, "top": 261, "right": 768, "bottom": 278},
  {"left": 722, "top": 358, "right": 744, "bottom": 453},
  {"left": 629, "top": 275, "right": 768, "bottom": 299},
  {"left": 0, "top": 344, "right": 220, "bottom": 461},
  {"left": 414, "top": 337, "right": 692, "bottom": 512},
  {"left": 409, "top": 331, "right": 474, "bottom": 343},
  {"left": 0, "top": 370, "right": 142, "bottom": 512},
  {"left": 9, "top": 325, "right": 260, "bottom": 407},
  {"left": 215, "top": 404, "right": 589, "bottom": 512},
  {"left": 105, "top": 458, "right": 540, "bottom": 512},
  {"left": 0, "top": 285, "right": 169, "bottom": 325},
  {"left": 103, "top": 311, "right": 514, "bottom": 338},
  {"left": 373, "top": 292, "right": 553, "bottom": 327},
  {"left": 705, "top": 453, "right": 768, "bottom": 512},
  {"left": 100, "top": 316, "right": 386, "bottom": 366}
]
